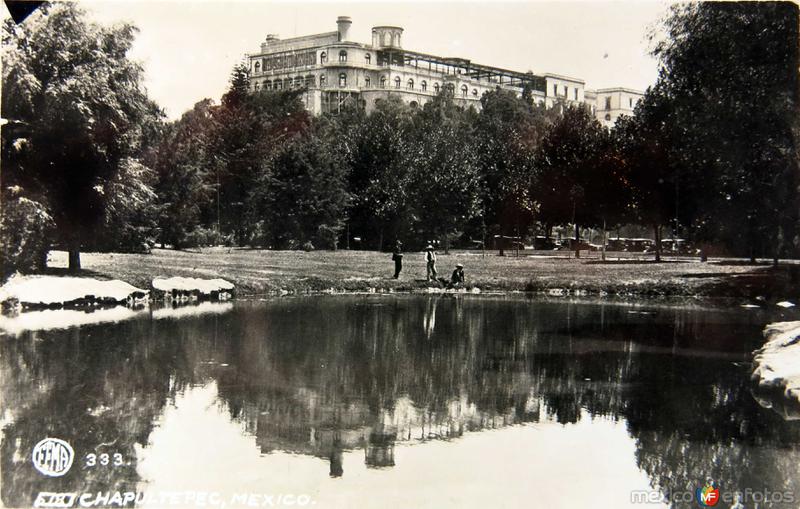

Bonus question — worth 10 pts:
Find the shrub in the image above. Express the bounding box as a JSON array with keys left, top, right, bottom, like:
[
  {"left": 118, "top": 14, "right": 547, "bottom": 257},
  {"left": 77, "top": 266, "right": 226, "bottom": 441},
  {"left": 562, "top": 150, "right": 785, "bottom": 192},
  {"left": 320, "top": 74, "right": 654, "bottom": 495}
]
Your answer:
[{"left": 0, "top": 189, "right": 54, "bottom": 280}]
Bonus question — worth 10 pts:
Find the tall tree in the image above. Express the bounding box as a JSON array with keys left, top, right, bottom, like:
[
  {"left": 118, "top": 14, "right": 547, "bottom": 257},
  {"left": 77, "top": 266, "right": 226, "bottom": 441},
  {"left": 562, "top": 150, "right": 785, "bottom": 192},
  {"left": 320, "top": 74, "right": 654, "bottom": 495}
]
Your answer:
[
  {"left": 650, "top": 2, "right": 800, "bottom": 261},
  {"left": 251, "top": 124, "right": 350, "bottom": 250},
  {"left": 2, "top": 3, "right": 160, "bottom": 270},
  {"left": 344, "top": 97, "right": 416, "bottom": 250},
  {"left": 475, "top": 90, "right": 549, "bottom": 246},
  {"left": 2, "top": 3, "right": 157, "bottom": 270},
  {"left": 535, "top": 104, "right": 606, "bottom": 257},
  {"left": 410, "top": 90, "right": 482, "bottom": 253}
]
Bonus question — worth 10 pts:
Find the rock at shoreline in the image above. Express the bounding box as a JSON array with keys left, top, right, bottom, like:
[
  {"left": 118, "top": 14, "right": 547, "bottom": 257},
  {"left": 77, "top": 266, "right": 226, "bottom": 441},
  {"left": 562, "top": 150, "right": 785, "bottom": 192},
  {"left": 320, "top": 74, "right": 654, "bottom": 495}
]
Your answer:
[
  {"left": 151, "top": 277, "right": 235, "bottom": 302},
  {"left": 752, "top": 321, "right": 800, "bottom": 416},
  {"left": 0, "top": 275, "right": 148, "bottom": 310}
]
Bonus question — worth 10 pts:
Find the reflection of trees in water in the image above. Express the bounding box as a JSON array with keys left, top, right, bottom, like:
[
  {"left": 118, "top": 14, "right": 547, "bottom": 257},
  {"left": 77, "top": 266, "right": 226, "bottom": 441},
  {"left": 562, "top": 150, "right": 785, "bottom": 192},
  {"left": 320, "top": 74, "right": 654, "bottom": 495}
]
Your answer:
[
  {"left": 0, "top": 314, "right": 224, "bottom": 508},
  {"left": 2, "top": 297, "right": 799, "bottom": 505}
]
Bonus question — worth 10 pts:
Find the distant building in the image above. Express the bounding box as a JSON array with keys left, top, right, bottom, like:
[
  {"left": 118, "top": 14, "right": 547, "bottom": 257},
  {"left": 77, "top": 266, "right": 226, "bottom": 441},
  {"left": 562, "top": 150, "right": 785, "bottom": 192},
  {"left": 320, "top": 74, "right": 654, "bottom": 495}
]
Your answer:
[
  {"left": 593, "top": 87, "right": 645, "bottom": 126},
  {"left": 247, "top": 16, "right": 643, "bottom": 122}
]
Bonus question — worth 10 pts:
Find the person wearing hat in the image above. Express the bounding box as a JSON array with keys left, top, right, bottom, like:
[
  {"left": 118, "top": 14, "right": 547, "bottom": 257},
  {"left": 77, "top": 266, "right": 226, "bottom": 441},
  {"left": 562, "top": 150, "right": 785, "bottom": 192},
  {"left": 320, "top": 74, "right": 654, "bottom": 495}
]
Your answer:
[
  {"left": 391, "top": 240, "right": 404, "bottom": 279},
  {"left": 425, "top": 245, "right": 437, "bottom": 281},
  {"left": 450, "top": 263, "right": 465, "bottom": 288}
]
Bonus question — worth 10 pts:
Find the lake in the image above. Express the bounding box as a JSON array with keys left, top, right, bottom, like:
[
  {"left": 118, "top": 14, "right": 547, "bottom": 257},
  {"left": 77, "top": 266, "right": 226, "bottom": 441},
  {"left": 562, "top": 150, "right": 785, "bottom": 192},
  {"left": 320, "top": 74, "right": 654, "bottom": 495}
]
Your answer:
[{"left": 2, "top": 295, "right": 800, "bottom": 508}]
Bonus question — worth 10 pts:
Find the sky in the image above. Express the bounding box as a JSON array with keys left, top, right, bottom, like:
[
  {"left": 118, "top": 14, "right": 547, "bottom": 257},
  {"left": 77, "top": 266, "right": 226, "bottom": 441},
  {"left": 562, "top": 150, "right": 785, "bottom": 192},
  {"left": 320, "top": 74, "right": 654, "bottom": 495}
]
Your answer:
[{"left": 72, "top": 0, "right": 671, "bottom": 119}]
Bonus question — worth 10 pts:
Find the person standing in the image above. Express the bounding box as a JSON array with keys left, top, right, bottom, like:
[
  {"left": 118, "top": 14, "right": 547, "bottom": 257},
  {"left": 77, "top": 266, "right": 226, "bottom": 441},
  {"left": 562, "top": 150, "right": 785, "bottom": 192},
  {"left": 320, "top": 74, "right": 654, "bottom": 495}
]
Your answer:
[
  {"left": 392, "top": 241, "right": 404, "bottom": 279},
  {"left": 425, "top": 245, "right": 438, "bottom": 281}
]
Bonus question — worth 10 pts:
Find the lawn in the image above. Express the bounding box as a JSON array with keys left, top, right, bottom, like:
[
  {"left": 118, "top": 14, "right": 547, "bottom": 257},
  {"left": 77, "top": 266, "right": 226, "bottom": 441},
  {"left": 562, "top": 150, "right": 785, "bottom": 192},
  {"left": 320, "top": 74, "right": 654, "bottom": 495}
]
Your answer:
[{"left": 44, "top": 248, "right": 800, "bottom": 301}]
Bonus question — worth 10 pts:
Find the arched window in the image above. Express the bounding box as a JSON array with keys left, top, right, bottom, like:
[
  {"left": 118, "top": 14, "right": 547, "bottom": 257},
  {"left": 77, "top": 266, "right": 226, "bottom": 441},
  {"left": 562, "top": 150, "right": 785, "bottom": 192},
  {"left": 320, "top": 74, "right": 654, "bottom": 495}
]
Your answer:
[
  {"left": 394, "top": 76, "right": 401, "bottom": 89},
  {"left": 365, "top": 76, "right": 371, "bottom": 87},
  {"left": 410, "top": 101, "right": 418, "bottom": 109},
  {"left": 472, "top": 88, "right": 478, "bottom": 96},
  {"left": 254, "top": 82, "right": 260, "bottom": 91},
  {"left": 320, "top": 51, "right": 327, "bottom": 64},
  {"left": 605, "top": 113, "right": 611, "bottom": 121},
  {"left": 380, "top": 76, "right": 387, "bottom": 88},
  {"left": 254, "top": 61, "right": 261, "bottom": 73},
  {"left": 407, "top": 79, "right": 414, "bottom": 90},
  {"left": 275, "top": 80, "right": 282, "bottom": 90},
  {"left": 265, "top": 80, "right": 272, "bottom": 90},
  {"left": 421, "top": 81, "right": 427, "bottom": 92},
  {"left": 434, "top": 83, "right": 440, "bottom": 93},
  {"left": 339, "top": 73, "right": 347, "bottom": 87},
  {"left": 320, "top": 74, "right": 327, "bottom": 87},
  {"left": 461, "top": 84, "right": 468, "bottom": 97},
  {"left": 365, "top": 53, "right": 371, "bottom": 64},
  {"left": 284, "top": 78, "right": 292, "bottom": 89},
  {"left": 339, "top": 50, "right": 347, "bottom": 63}
]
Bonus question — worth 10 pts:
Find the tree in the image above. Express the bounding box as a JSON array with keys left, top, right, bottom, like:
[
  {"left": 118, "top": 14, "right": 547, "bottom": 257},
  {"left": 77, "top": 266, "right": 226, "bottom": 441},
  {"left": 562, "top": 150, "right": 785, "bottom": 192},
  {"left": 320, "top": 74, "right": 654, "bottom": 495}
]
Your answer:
[
  {"left": 475, "top": 89, "right": 550, "bottom": 248},
  {"left": 649, "top": 2, "right": 800, "bottom": 262},
  {"left": 251, "top": 124, "right": 349, "bottom": 249},
  {"left": 343, "top": 97, "right": 416, "bottom": 250},
  {"left": 613, "top": 87, "right": 680, "bottom": 261},
  {"left": 409, "top": 90, "right": 482, "bottom": 253},
  {"left": 150, "top": 99, "right": 217, "bottom": 249},
  {"left": 1, "top": 3, "right": 160, "bottom": 270},
  {"left": 211, "top": 82, "right": 310, "bottom": 245},
  {"left": 535, "top": 104, "right": 606, "bottom": 257}
]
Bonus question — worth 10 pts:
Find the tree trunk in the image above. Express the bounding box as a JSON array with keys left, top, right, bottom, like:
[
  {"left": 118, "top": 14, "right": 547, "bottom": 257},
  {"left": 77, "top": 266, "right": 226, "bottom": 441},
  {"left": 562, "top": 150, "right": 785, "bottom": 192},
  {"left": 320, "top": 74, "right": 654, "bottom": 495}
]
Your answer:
[
  {"left": 444, "top": 233, "right": 450, "bottom": 255},
  {"left": 68, "top": 240, "right": 81, "bottom": 272},
  {"left": 653, "top": 225, "right": 661, "bottom": 263},
  {"left": 601, "top": 219, "right": 607, "bottom": 262},
  {"left": 574, "top": 223, "right": 580, "bottom": 259}
]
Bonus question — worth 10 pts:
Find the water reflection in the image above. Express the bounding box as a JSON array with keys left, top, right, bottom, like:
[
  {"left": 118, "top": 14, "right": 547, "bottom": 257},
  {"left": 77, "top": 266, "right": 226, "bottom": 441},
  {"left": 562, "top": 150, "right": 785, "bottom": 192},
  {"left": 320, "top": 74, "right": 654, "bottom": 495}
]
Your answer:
[{"left": 2, "top": 296, "right": 800, "bottom": 508}]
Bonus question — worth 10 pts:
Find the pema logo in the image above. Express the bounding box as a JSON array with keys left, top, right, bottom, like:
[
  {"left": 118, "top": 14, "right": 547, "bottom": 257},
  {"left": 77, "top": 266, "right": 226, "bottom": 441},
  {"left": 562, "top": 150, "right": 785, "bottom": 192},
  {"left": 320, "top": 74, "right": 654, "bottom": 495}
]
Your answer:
[
  {"left": 696, "top": 480, "right": 720, "bottom": 507},
  {"left": 32, "top": 438, "right": 74, "bottom": 477}
]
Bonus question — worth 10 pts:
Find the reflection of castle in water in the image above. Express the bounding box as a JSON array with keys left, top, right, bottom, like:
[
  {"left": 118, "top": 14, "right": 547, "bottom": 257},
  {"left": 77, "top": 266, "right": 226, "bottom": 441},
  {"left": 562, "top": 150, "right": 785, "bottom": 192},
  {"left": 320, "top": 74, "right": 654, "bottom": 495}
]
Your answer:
[{"left": 2, "top": 296, "right": 800, "bottom": 507}]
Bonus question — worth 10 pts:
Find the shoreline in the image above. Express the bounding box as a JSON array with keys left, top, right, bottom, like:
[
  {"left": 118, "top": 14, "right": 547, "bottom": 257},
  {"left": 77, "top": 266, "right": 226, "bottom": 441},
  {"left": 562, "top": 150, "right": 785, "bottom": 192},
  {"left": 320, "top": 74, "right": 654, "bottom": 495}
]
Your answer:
[{"left": 37, "top": 248, "right": 800, "bottom": 304}]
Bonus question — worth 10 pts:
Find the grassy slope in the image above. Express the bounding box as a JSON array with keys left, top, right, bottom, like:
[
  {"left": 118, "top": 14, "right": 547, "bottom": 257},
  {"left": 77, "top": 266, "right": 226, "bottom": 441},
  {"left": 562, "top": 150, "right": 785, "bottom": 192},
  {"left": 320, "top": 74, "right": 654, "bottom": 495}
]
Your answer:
[{"left": 44, "top": 248, "right": 800, "bottom": 301}]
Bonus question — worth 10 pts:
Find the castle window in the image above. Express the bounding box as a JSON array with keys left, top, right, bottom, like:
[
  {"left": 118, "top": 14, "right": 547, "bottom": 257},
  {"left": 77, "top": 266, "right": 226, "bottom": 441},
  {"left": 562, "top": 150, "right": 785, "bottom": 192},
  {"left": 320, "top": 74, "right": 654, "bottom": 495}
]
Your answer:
[
  {"left": 254, "top": 82, "right": 260, "bottom": 91},
  {"left": 553, "top": 84, "right": 558, "bottom": 96},
  {"left": 563, "top": 85, "right": 568, "bottom": 96},
  {"left": 295, "top": 76, "right": 303, "bottom": 88},
  {"left": 461, "top": 84, "right": 468, "bottom": 97},
  {"left": 421, "top": 81, "right": 427, "bottom": 92},
  {"left": 380, "top": 76, "right": 387, "bottom": 88},
  {"left": 320, "top": 74, "right": 327, "bottom": 87},
  {"left": 629, "top": 97, "right": 633, "bottom": 108},
  {"left": 605, "top": 97, "right": 611, "bottom": 110},
  {"left": 472, "top": 88, "right": 478, "bottom": 96},
  {"left": 339, "top": 50, "right": 347, "bottom": 63},
  {"left": 394, "top": 76, "right": 401, "bottom": 89},
  {"left": 265, "top": 80, "right": 272, "bottom": 90},
  {"left": 365, "top": 53, "right": 371, "bottom": 64},
  {"left": 365, "top": 76, "right": 371, "bottom": 87},
  {"left": 605, "top": 113, "right": 611, "bottom": 121},
  {"left": 434, "top": 83, "right": 440, "bottom": 93},
  {"left": 275, "top": 80, "right": 282, "bottom": 90},
  {"left": 339, "top": 73, "right": 347, "bottom": 87},
  {"left": 284, "top": 78, "right": 292, "bottom": 89},
  {"left": 320, "top": 51, "right": 327, "bottom": 64},
  {"left": 574, "top": 88, "right": 578, "bottom": 100},
  {"left": 407, "top": 78, "right": 414, "bottom": 90},
  {"left": 254, "top": 61, "right": 260, "bottom": 74}
]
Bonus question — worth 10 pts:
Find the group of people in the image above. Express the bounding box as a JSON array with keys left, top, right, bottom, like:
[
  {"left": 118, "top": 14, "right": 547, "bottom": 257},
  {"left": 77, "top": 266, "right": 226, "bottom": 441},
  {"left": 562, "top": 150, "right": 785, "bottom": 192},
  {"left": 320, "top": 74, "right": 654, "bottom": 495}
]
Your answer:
[{"left": 391, "top": 242, "right": 465, "bottom": 289}]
